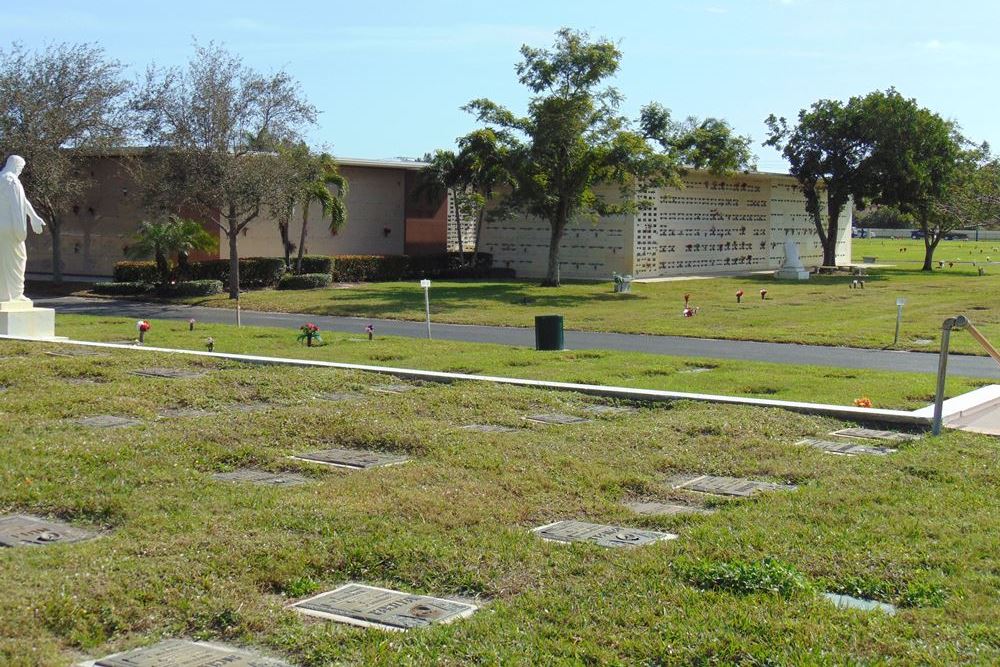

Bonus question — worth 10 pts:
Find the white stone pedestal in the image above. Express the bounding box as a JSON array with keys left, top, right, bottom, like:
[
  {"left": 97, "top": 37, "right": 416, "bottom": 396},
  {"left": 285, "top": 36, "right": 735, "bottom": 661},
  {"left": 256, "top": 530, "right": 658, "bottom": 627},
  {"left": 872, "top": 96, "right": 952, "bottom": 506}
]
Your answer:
[
  {"left": 0, "top": 300, "right": 58, "bottom": 339},
  {"left": 775, "top": 267, "right": 810, "bottom": 281}
]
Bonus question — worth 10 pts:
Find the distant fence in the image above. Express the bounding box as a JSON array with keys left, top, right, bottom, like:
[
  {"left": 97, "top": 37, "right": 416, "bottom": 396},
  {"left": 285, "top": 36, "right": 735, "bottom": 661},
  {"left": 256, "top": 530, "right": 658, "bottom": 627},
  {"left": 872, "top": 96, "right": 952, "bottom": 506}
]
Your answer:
[{"left": 861, "top": 228, "right": 1000, "bottom": 241}]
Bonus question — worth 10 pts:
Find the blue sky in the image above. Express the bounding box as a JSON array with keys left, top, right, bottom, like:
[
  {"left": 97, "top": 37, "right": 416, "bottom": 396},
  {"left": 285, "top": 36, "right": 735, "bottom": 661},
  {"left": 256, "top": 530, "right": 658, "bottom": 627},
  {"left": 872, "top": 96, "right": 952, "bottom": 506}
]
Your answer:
[{"left": 4, "top": 1, "right": 998, "bottom": 171}]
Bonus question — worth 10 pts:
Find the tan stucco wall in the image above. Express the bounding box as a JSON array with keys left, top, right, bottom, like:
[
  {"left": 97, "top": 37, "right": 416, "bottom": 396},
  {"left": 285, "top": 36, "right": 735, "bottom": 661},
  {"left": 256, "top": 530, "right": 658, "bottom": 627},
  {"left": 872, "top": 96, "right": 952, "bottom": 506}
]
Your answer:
[
  {"left": 25, "top": 157, "right": 163, "bottom": 277},
  {"left": 228, "top": 165, "right": 408, "bottom": 260}
]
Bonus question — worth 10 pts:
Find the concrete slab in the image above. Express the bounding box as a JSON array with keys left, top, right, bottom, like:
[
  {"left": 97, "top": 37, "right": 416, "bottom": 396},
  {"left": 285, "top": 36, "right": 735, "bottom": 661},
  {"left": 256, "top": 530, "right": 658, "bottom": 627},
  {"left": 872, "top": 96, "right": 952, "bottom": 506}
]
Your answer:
[
  {"left": 289, "top": 583, "right": 476, "bottom": 631},
  {"left": 532, "top": 519, "right": 678, "bottom": 547},
  {"left": 81, "top": 639, "right": 290, "bottom": 667},
  {"left": 946, "top": 402, "right": 1000, "bottom": 435}
]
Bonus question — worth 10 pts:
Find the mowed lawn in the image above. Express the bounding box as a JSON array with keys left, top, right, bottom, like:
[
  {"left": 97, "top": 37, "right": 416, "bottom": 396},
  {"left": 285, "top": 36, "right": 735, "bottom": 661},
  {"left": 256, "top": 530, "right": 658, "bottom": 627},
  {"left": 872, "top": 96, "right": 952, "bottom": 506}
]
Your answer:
[
  {"left": 1, "top": 340, "right": 998, "bottom": 665},
  {"left": 53, "top": 314, "right": 988, "bottom": 411},
  {"left": 148, "top": 240, "right": 1000, "bottom": 355}
]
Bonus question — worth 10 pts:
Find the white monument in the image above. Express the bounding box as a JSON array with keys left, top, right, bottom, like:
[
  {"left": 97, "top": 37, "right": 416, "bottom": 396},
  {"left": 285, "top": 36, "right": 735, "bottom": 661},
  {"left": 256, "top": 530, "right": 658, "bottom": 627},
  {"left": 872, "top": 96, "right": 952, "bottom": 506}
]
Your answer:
[
  {"left": 0, "top": 155, "right": 57, "bottom": 338},
  {"left": 775, "top": 239, "right": 810, "bottom": 281}
]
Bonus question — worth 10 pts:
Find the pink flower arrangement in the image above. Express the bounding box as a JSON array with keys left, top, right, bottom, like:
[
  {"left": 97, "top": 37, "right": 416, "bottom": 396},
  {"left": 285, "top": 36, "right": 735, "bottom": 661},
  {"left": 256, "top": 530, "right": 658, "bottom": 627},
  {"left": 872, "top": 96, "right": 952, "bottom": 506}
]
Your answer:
[
  {"left": 759, "top": 288, "right": 768, "bottom": 300},
  {"left": 736, "top": 289, "right": 744, "bottom": 303}
]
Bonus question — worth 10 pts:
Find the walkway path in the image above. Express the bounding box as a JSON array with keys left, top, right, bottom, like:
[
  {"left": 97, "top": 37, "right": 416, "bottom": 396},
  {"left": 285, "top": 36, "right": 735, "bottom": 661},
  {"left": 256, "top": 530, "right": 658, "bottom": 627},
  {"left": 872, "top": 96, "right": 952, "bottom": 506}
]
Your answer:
[{"left": 37, "top": 296, "right": 1000, "bottom": 379}]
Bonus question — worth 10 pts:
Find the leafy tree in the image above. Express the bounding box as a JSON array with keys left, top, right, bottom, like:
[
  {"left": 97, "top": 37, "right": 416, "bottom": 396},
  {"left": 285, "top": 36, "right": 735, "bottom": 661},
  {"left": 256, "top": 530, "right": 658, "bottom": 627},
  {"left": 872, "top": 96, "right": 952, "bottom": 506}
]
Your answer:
[
  {"left": 0, "top": 42, "right": 130, "bottom": 283},
  {"left": 765, "top": 98, "right": 878, "bottom": 268},
  {"left": 126, "top": 215, "right": 217, "bottom": 285},
  {"left": 133, "top": 43, "right": 316, "bottom": 298},
  {"left": 455, "top": 129, "right": 509, "bottom": 265},
  {"left": 294, "top": 152, "right": 347, "bottom": 275},
  {"left": 854, "top": 206, "right": 912, "bottom": 230},
  {"left": 465, "top": 28, "right": 753, "bottom": 286},
  {"left": 859, "top": 89, "right": 966, "bottom": 270}
]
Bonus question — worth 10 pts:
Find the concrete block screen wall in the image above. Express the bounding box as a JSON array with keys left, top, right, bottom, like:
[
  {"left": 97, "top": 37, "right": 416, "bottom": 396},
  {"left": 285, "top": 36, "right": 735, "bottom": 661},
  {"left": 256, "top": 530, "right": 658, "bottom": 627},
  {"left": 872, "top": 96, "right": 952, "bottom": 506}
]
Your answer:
[{"left": 478, "top": 171, "right": 851, "bottom": 280}]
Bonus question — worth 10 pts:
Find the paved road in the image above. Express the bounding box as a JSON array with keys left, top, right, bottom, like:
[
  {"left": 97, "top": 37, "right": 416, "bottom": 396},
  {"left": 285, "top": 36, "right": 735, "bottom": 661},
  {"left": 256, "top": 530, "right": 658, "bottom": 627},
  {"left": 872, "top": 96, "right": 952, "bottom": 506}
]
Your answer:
[{"left": 37, "top": 296, "right": 1000, "bottom": 379}]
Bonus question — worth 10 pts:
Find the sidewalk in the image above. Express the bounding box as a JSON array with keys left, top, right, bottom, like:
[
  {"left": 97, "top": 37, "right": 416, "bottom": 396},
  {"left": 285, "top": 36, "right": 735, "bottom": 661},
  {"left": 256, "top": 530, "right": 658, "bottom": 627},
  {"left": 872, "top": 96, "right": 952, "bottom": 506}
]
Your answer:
[{"left": 35, "top": 296, "right": 1000, "bottom": 379}]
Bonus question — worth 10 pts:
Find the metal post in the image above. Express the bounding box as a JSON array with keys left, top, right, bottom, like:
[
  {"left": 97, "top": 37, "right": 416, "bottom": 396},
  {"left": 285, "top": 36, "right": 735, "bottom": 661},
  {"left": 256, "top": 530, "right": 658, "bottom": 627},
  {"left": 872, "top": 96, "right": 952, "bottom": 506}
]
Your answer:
[
  {"left": 420, "top": 279, "right": 432, "bottom": 339},
  {"left": 236, "top": 292, "right": 242, "bottom": 328},
  {"left": 893, "top": 297, "right": 906, "bottom": 347},
  {"left": 932, "top": 318, "right": 954, "bottom": 436}
]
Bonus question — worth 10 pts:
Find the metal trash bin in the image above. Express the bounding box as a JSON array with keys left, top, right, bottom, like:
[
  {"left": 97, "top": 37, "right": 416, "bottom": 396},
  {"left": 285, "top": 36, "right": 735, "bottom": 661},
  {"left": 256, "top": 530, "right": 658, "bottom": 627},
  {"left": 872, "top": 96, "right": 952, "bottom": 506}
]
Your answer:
[{"left": 535, "top": 315, "right": 564, "bottom": 351}]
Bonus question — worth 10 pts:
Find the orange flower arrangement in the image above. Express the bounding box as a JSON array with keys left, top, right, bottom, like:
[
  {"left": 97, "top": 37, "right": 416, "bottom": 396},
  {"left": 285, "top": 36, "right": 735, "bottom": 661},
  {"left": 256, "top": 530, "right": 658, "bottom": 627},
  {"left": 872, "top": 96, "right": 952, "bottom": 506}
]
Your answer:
[{"left": 853, "top": 397, "right": 873, "bottom": 408}]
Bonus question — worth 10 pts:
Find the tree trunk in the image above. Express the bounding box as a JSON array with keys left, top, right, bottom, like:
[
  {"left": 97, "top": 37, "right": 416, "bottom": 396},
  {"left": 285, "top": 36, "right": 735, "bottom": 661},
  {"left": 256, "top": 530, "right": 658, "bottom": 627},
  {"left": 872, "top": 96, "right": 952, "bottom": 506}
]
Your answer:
[
  {"left": 455, "top": 195, "right": 466, "bottom": 266},
  {"left": 278, "top": 221, "right": 293, "bottom": 269},
  {"left": 922, "top": 228, "right": 938, "bottom": 271},
  {"left": 824, "top": 201, "right": 841, "bottom": 268},
  {"left": 155, "top": 250, "right": 170, "bottom": 286},
  {"left": 472, "top": 206, "right": 486, "bottom": 268},
  {"left": 296, "top": 200, "right": 309, "bottom": 275},
  {"left": 226, "top": 208, "right": 240, "bottom": 299},
  {"left": 541, "top": 218, "right": 566, "bottom": 287},
  {"left": 49, "top": 221, "right": 63, "bottom": 284}
]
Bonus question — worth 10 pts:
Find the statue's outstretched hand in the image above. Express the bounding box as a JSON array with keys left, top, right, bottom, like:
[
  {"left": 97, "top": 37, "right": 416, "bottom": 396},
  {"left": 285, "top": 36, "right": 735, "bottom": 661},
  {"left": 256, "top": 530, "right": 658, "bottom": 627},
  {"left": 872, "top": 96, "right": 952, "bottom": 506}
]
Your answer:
[{"left": 30, "top": 215, "right": 45, "bottom": 234}]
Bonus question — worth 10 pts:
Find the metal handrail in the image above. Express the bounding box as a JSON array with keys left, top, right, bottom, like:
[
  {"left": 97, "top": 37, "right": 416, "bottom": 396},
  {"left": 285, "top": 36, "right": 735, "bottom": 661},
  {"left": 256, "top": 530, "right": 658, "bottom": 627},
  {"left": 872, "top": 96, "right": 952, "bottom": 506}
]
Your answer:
[{"left": 932, "top": 315, "right": 1000, "bottom": 435}]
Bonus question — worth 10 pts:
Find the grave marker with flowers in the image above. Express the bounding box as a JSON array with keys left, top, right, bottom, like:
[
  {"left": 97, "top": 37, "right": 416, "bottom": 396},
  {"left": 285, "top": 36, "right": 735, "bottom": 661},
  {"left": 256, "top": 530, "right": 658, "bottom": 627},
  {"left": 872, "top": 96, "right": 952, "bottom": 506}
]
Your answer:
[
  {"left": 136, "top": 320, "right": 150, "bottom": 344},
  {"left": 297, "top": 323, "right": 322, "bottom": 347}
]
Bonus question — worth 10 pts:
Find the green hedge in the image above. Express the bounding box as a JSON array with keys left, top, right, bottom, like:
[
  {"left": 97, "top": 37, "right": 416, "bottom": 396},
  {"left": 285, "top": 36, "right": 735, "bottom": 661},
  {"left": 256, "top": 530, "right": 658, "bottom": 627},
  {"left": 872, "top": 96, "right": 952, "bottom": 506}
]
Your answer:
[
  {"left": 157, "top": 280, "right": 224, "bottom": 297},
  {"left": 296, "top": 256, "right": 334, "bottom": 274},
  {"left": 93, "top": 281, "right": 154, "bottom": 296},
  {"left": 278, "top": 273, "right": 333, "bottom": 290},
  {"left": 114, "top": 257, "right": 286, "bottom": 289}
]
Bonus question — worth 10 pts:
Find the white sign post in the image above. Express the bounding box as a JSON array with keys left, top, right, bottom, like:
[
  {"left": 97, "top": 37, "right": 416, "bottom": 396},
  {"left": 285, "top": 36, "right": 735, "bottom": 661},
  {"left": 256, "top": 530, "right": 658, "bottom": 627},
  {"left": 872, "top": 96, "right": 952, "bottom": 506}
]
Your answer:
[
  {"left": 420, "top": 279, "right": 432, "bottom": 339},
  {"left": 893, "top": 297, "right": 906, "bottom": 346}
]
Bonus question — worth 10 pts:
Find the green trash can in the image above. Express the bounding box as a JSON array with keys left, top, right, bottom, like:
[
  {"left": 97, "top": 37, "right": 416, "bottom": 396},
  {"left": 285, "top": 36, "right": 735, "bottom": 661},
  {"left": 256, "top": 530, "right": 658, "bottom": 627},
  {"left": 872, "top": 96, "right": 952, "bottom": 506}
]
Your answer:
[{"left": 535, "top": 315, "right": 564, "bottom": 351}]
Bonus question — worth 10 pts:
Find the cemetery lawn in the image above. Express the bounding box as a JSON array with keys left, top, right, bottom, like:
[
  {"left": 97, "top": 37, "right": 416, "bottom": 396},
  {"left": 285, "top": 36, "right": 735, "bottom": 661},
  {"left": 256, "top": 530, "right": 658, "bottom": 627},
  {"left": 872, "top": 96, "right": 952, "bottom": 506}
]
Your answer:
[
  {"left": 155, "top": 258, "right": 998, "bottom": 355},
  {"left": 53, "top": 314, "right": 987, "bottom": 411},
  {"left": 1, "top": 339, "right": 999, "bottom": 665}
]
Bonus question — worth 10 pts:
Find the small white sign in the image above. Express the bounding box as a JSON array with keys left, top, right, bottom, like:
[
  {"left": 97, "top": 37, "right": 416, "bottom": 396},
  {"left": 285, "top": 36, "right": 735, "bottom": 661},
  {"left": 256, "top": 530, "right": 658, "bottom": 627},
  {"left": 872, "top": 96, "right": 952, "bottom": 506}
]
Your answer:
[
  {"left": 896, "top": 297, "right": 907, "bottom": 306},
  {"left": 420, "top": 279, "right": 431, "bottom": 288}
]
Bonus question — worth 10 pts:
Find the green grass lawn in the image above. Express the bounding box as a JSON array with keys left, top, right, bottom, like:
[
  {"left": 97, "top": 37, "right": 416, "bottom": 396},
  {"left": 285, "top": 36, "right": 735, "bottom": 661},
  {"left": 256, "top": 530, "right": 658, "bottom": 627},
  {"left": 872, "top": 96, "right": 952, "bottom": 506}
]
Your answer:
[
  {"left": 53, "top": 314, "right": 988, "bottom": 411},
  {"left": 1, "top": 339, "right": 998, "bottom": 665}
]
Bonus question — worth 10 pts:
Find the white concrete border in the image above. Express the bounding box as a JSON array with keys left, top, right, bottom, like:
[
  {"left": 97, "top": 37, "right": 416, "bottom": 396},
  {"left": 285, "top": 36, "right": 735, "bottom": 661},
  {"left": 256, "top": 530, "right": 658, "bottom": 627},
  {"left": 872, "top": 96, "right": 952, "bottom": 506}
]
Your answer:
[{"left": 8, "top": 334, "right": 997, "bottom": 428}]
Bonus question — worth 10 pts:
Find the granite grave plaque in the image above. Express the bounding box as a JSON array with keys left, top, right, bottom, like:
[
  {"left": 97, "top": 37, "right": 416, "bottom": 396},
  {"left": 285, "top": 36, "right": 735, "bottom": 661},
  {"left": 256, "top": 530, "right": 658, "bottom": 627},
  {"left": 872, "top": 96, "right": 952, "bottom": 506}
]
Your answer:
[
  {"left": 89, "top": 639, "right": 290, "bottom": 667},
  {"left": 680, "top": 367, "right": 714, "bottom": 374},
  {"left": 315, "top": 391, "right": 363, "bottom": 402},
  {"left": 290, "top": 447, "right": 409, "bottom": 470},
  {"left": 524, "top": 413, "right": 590, "bottom": 425},
  {"left": 532, "top": 520, "right": 677, "bottom": 547},
  {"left": 130, "top": 367, "right": 207, "bottom": 380},
  {"left": 290, "top": 583, "right": 477, "bottom": 630},
  {"left": 583, "top": 405, "right": 637, "bottom": 416},
  {"left": 668, "top": 474, "right": 796, "bottom": 497},
  {"left": 0, "top": 514, "right": 94, "bottom": 547},
  {"left": 830, "top": 427, "right": 920, "bottom": 442},
  {"left": 625, "top": 501, "right": 714, "bottom": 516},
  {"left": 76, "top": 415, "right": 143, "bottom": 429},
  {"left": 461, "top": 424, "right": 519, "bottom": 433},
  {"left": 370, "top": 383, "right": 417, "bottom": 394},
  {"left": 212, "top": 470, "right": 309, "bottom": 486},
  {"left": 823, "top": 592, "right": 896, "bottom": 615},
  {"left": 796, "top": 438, "right": 895, "bottom": 456},
  {"left": 226, "top": 402, "right": 276, "bottom": 413},
  {"left": 157, "top": 407, "right": 215, "bottom": 419},
  {"left": 46, "top": 348, "right": 106, "bottom": 358}
]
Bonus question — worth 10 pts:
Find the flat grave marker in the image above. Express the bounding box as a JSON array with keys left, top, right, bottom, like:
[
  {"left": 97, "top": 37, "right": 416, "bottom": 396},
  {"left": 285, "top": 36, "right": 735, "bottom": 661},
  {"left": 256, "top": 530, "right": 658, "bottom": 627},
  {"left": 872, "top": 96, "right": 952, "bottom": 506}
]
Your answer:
[
  {"left": 75, "top": 415, "right": 143, "bottom": 429},
  {"left": 0, "top": 514, "right": 94, "bottom": 548},
  {"left": 315, "top": 391, "right": 363, "bottom": 402},
  {"left": 668, "top": 474, "right": 796, "bottom": 497},
  {"left": 85, "top": 639, "right": 290, "bottom": 667},
  {"left": 680, "top": 367, "right": 714, "bottom": 374},
  {"left": 823, "top": 592, "right": 897, "bottom": 615},
  {"left": 524, "top": 413, "right": 591, "bottom": 425},
  {"left": 370, "top": 383, "right": 418, "bottom": 394},
  {"left": 130, "top": 367, "right": 207, "bottom": 380},
  {"left": 64, "top": 377, "right": 106, "bottom": 386},
  {"left": 46, "top": 348, "right": 107, "bottom": 358},
  {"left": 829, "top": 427, "right": 920, "bottom": 442},
  {"left": 796, "top": 438, "right": 895, "bottom": 456},
  {"left": 226, "top": 402, "right": 277, "bottom": 413},
  {"left": 290, "top": 583, "right": 477, "bottom": 631},
  {"left": 289, "top": 447, "right": 410, "bottom": 470},
  {"left": 212, "top": 469, "right": 310, "bottom": 487},
  {"left": 624, "top": 501, "right": 715, "bottom": 516},
  {"left": 583, "top": 405, "right": 638, "bottom": 416},
  {"left": 532, "top": 520, "right": 677, "bottom": 548},
  {"left": 157, "top": 407, "right": 216, "bottom": 419},
  {"left": 461, "top": 424, "right": 519, "bottom": 433}
]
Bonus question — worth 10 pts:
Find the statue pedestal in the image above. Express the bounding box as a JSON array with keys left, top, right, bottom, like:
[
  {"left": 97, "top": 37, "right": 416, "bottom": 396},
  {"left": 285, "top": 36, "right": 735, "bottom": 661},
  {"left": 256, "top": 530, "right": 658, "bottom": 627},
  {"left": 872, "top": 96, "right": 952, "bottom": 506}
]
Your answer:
[
  {"left": 0, "top": 300, "right": 58, "bottom": 339},
  {"left": 775, "top": 267, "right": 810, "bottom": 281}
]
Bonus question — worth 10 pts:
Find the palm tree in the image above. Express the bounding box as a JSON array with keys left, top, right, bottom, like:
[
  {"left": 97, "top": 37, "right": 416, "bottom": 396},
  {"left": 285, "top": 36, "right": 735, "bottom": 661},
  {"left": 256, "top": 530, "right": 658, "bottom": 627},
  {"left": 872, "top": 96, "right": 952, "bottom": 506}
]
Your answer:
[
  {"left": 295, "top": 153, "right": 348, "bottom": 275},
  {"left": 413, "top": 150, "right": 466, "bottom": 264},
  {"left": 127, "top": 216, "right": 217, "bottom": 285},
  {"left": 456, "top": 129, "right": 509, "bottom": 266}
]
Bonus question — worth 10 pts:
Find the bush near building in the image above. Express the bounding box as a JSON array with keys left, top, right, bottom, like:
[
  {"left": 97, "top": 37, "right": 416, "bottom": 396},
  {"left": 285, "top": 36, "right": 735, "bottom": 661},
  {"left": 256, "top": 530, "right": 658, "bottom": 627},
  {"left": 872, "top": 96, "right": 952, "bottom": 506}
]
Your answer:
[{"left": 277, "top": 273, "right": 333, "bottom": 290}]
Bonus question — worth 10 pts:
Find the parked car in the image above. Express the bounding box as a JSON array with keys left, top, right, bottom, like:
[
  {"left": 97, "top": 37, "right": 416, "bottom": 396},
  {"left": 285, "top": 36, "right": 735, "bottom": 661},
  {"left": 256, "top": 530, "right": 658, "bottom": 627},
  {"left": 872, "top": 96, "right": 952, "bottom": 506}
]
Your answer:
[
  {"left": 910, "top": 230, "right": 925, "bottom": 239},
  {"left": 944, "top": 232, "right": 968, "bottom": 240}
]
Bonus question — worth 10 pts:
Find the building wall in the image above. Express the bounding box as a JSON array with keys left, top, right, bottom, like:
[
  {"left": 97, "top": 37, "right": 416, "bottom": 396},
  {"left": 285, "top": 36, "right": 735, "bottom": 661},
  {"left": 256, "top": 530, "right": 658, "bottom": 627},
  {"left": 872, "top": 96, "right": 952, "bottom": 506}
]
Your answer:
[
  {"left": 222, "top": 164, "right": 408, "bottom": 260},
  {"left": 446, "top": 193, "right": 481, "bottom": 255},
  {"left": 479, "top": 171, "right": 851, "bottom": 280},
  {"left": 25, "top": 156, "right": 158, "bottom": 278},
  {"left": 404, "top": 171, "right": 448, "bottom": 256},
  {"left": 478, "top": 184, "right": 634, "bottom": 279}
]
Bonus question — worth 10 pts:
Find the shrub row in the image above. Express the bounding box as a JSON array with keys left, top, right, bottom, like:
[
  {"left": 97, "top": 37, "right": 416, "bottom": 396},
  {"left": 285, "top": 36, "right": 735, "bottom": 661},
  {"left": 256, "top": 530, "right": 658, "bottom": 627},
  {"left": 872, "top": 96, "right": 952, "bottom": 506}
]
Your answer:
[
  {"left": 278, "top": 273, "right": 333, "bottom": 290},
  {"left": 112, "top": 252, "right": 498, "bottom": 290},
  {"left": 114, "top": 257, "right": 285, "bottom": 289},
  {"left": 93, "top": 280, "right": 224, "bottom": 297}
]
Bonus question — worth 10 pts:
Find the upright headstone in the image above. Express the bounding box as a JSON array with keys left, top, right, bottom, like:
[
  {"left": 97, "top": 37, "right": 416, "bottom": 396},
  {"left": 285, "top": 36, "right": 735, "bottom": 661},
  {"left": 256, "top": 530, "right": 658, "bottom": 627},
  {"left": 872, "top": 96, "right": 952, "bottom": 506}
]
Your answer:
[{"left": 775, "top": 239, "right": 810, "bottom": 280}]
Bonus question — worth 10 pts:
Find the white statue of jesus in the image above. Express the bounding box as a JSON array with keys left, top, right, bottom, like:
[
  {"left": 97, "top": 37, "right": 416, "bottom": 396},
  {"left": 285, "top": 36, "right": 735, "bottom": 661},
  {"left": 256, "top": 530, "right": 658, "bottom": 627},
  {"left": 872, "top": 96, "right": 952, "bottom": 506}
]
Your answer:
[{"left": 0, "top": 156, "right": 46, "bottom": 303}]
